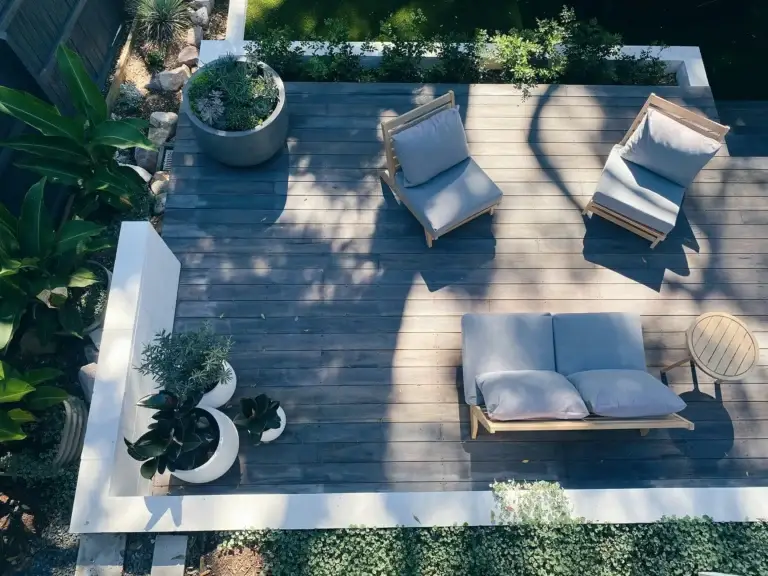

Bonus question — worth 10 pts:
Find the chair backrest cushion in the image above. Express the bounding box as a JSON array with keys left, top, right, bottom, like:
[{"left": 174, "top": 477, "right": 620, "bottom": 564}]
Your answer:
[
  {"left": 619, "top": 107, "right": 722, "bottom": 188},
  {"left": 461, "top": 313, "right": 555, "bottom": 405},
  {"left": 391, "top": 107, "right": 470, "bottom": 187},
  {"left": 553, "top": 313, "right": 647, "bottom": 375},
  {"left": 568, "top": 369, "right": 686, "bottom": 417},
  {"left": 477, "top": 370, "right": 589, "bottom": 420}
]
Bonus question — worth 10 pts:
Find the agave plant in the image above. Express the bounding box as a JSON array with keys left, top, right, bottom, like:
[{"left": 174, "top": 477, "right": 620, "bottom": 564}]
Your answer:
[
  {"left": 0, "top": 46, "right": 154, "bottom": 218},
  {"left": 0, "top": 362, "right": 68, "bottom": 443},
  {"left": 124, "top": 391, "right": 219, "bottom": 480},
  {"left": 0, "top": 178, "right": 109, "bottom": 350},
  {"left": 234, "top": 394, "right": 281, "bottom": 445},
  {"left": 134, "top": 0, "right": 191, "bottom": 50}
]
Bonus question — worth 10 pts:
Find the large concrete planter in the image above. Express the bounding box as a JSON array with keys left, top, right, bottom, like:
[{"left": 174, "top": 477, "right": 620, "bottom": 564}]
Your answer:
[{"left": 182, "top": 59, "right": 288, "bottom": 167}]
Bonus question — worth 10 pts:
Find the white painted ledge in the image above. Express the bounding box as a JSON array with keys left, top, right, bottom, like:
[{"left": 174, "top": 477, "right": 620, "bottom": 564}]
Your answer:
[
  {"left": 225, "top": 0, "right": 246, "bottom": 42},
  {"left": 199, "top": 41, "right": 710, "bottom": 89}
]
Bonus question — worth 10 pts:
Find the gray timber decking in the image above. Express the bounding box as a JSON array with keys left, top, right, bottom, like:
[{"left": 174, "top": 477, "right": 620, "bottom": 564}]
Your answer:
[{"left": 163, "top": 83, "right": 768, "bottom": 495}]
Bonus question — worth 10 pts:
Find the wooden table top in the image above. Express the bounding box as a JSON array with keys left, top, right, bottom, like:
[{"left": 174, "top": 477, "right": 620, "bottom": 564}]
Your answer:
[{"left": 686, "top": 313, "right": 759, "bottom": 381}]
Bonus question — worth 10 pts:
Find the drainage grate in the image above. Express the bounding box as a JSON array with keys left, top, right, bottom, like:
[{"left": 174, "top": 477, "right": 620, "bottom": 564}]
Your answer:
[{"left": 161, "top": 147, "right": 174, "bottom": 171}]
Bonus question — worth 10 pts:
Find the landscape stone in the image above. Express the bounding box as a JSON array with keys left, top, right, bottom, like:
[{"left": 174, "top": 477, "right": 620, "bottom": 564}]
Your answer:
[
  {"left": 190, "top": 6, "right": 209, "bottom": 27},
  {"left": 150, "top": 172, "right": 171, "bottom": 196},
  {"left": 177, "top": 45, "right": 199, "bottom": 67},
  {"left": 190, "top": 0, "right": 214, "bottom": 12},
  {"left": 186, "top": 26, "right": 203, "bottom": 47},
  {"left": 149, "top": 111, "right": 179, "bottom": 134},
  {"left": 78, "top": 363, "right": 98, "bottom": 403},
  {"left": 84, "top": 344, "right": 99, "bottom": 364},
  {"left": 152, "top": 65, "right": 191, "bottom": 92},
  {"left": 154, "top": 192, "right": 167, "bottom": 215},
  {"left": 148, "top": 125, "right": 173, "bottom": 148},
  {"left": 135, "top": 147, "right": 159, "bottom": 174}
]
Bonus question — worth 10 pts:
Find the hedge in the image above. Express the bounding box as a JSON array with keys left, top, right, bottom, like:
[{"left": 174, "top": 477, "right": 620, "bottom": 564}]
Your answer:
[{"left": 216, "top": 519, "right": 768, "bottom": 576}]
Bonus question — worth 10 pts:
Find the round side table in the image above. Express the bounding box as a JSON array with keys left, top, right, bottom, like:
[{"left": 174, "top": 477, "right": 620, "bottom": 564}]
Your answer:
[{"left": 661, "top": 313, "right": 759, "bottom": 383}]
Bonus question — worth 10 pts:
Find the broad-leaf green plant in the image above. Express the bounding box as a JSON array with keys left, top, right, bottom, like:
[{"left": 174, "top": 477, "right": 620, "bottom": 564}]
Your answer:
[
  {"left": 0, "top": 362, "right": 67, "bottom": 442},
  {"left": 124, "top": 391, "right": 218, "bottom": 479},
  {"left": 0, "top": 46, "right": 155, "bottom": 218},
  {"left": 0, "top": 178, "right": 109, "bottom": 350},
  {"left": 304, "top": 18, "right": 373, "bottom": 82},
  {"left": 234, "top": 394, "right": 281, "bottom": 444}
]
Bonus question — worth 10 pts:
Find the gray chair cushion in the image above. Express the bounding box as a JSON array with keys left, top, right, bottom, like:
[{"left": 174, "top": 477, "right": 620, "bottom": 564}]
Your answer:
[
  {"left": 593, "top": 147, "right": 686, "bottom": 234},
  {"left": 552, "top": 313, "right": 647, "bottom": 376},
  {"left": 477, "top": 370, "right": 589, "bottom": 420},
  {"left": 391, "top": 107, "right": 470, "bottom": 187},
  {"left": 568, "top": 369, "right": 686, "bottom": 417},
  {"left": 620, "top": 107, "right": 721, "bottom": 188},
  {"left": 461, "top": 313, "right": 555, "bottom": 405},
  {"left": 394, "top": 158, "right": 503, "bottom": 237}
]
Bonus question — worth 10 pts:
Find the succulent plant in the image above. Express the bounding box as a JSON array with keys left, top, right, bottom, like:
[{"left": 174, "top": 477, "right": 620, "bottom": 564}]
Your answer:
[{"left": 233, "top": 394, "right": 281, "bottom": 445}]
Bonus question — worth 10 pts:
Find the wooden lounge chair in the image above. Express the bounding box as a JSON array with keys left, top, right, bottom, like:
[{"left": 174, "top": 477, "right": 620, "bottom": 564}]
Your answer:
[
  {"left": 583, "top": 94, "right": 729, "bottom": 248},
  {"left": 381, "top": 92, "right": 503, "bottom": 248}
]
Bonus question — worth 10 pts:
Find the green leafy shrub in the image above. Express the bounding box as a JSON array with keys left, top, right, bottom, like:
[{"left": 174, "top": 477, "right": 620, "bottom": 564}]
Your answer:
[
  {"left": 305, "top": 18, "right": 372, "bottom": 82},
  {"left": 133, "top": 0, "right": 190, "bottom": 50},
  {"left": 211, "top": 519, "right": 768, "bottom": 576},
  {"left": 124, "top": 391, "right": 219, "bottom": 479},
  {"left": 246, "top": 25, "right": 305, "bottom": 81},
  {"left": 427, "top": 30, "right": 486, "bottom": 84},
  {"left": 145, "top": 48, "right": 166, "bottom": 73},
  {"left": 377, "top": 9, "right": 433, "bottom": 82},
  {"left": 0, "top": 46, "right": 155, "bottom": 219},
  {"left": 137, "top": 323, "right": 232, "bottom": 404},
  {"left": 188, "top": 55, "right": 280, "bottom": 131}
]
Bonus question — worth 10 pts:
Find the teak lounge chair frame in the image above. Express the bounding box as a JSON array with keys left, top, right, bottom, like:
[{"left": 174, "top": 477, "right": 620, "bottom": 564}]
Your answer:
[
  {"left": 582, "top": 93, "right": 730, "bottom": 248},
  {"left": 380, "top": 91, "right": 501, "bottom": 248}
]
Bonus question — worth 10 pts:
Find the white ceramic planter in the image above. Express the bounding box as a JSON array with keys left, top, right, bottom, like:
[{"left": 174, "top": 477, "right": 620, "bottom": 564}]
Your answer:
[
  {"left": 198, "top": 361, "right": 236, "bottom": 408},
  {"left": 261, "top": 406, "right": 286, "bottom": 443},
  {"left": 171, "top": 406, "right": 239, "bottom": 484}
]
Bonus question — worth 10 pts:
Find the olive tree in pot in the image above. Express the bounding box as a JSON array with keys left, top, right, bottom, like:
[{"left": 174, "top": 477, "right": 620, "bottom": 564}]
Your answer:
[
  {"left": 124, "top": 391, "right": 238, "bottom": 483},
  {"left": 234, "top": 394, "right": 286, "bottom": 444},
  {"left": 137, "top": 324, "right": 234, "bottom": 408},
  {"left": 182, "top": 54, "right": 288, "bottom": 167}
]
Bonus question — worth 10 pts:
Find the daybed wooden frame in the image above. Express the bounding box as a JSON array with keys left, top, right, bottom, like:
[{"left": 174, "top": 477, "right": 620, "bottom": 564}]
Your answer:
[
  {"left": 469, "top": 405, "right": 694, "bottom": 439},
  {"left": 380, "top": 91, "right": 502, "bottom": 248},
  {"left": 583, "top": 93, "right": 730, "bottom": 248}
]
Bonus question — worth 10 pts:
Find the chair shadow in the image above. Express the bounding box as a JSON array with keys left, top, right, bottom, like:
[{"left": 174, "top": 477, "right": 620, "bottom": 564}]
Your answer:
[{"left": 582, "top": 210, "right": 698, "bottom": 291}]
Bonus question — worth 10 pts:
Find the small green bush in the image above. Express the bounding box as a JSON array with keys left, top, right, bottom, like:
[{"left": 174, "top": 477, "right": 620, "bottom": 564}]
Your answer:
[
  {"left": 377, "top": 9, "right": 433, "bottom": 82},
  {"left": 213, "top": 519, "right": 768, "bottom": 576},
  {"left": 304, "top": 18, "right": 373, "bottom": 82},
  {"left": 246, "top": 24, "right": 305, "bottom": 81}
]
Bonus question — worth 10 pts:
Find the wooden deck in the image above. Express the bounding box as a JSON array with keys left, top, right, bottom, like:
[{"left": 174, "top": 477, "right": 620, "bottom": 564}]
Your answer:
[{"left": 163, "top": 83, "right": 768, "bottom": 494}]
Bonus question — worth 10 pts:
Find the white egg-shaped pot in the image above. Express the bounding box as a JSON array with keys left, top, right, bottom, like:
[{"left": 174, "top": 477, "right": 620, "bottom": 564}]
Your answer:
[
  {"left": 260, "top": 406, "right": 287, "bottom": 443},
  {"left": 198, "top": 361, "right": 236, "bottom": 409},
  {"left": 171, "top": 406, "right": 238, "bottom": 484}
]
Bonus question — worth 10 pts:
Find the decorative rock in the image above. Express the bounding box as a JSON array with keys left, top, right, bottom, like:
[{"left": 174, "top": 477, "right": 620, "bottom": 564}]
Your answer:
[
  {"left": 122, "top": 163, "right": 152, "bottom": 183},
  {"left": 84, "top": 344, "right": 99, "bottom": 364},
  {"left": 148, "top": 125, "right": 173, "bottom": 148},
  {"left": 177, "top": 45, "right": 199, "bottom": 67},
  {"left": 152, "top": 65, "right": 191, "bottom": 92},
  {"left": 78, "top": 363, "right": 98, "bottom": 403},
  {"left": 149, "top": 111, "right": 179, "bottom": 135},
  {"left": 150, "top": 171, "right": 171, "bottom": 195},
  {"left": 191, "top": 0, "right": 214, "bottom": 12},
  {"left": 154, "top": 192, "right": 167, "bottom": 215},
  {"left": 186, "top": 25, "right": 203, "bottom": 47},
  {"left": 189, "top": 6, "right": 209, "bottom": 27},
  {"left": 89, "top": 328, "right": 103, "bottom": 350},
  {"left": 134, "top": 147, "right": 159, "bottom": 174}
]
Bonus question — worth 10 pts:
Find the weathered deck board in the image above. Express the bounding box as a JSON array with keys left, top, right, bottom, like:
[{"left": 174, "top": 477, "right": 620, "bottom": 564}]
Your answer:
[{"left": 164, "top": 82, "right": 768, "bottom": 495}]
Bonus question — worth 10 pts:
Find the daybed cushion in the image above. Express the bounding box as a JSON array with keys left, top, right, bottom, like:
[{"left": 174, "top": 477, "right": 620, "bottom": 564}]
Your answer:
[
  {"left": 553, "top": 312, "right": 647, "bottom": 376},
  {"left": 476, "top": 370, "right": 589, "bottom": 420},
  {"left": 593, "top": 146, "right": 686, "bottom": 234},
  {"left": 620, "top": 107, "right": 721, "bottom": 188},
  {"left": 461, "top": 313, "right": 555, "bottom": 406},
  {"left": 394, "top": 158, "right": 503, "bottom": 237},
  {"left": 568, "top": 369, "right": 686, "bottom": 417},
  {"left": 391, "top": 107, "right": 470, "bottom": 187}
]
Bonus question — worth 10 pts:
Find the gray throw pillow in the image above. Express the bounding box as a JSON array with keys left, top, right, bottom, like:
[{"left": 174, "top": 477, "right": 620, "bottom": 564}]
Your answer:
[
  {"left": 619, "top": 107, "right": 721, "bottom": 188},
  {"left": 567, "top": 369, "right": 686, "bottom": 418},
  {"left": 391, "top": 107, "right": 470, "bottom": 187},
  {"left": 476, "top": 370, "right": 589, "bottom": 421}
]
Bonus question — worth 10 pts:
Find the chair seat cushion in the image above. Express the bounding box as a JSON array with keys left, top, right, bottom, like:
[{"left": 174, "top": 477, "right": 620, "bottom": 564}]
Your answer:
[
  {"left": 477, "top": 370, "right": 589, "bottom": 421},
  {"left": 391, "top": 107, "right": 470, "bottom": 187},
  {"left": 553, "top": 312, "right": 647, "bottom": 376},
  {"left": 462, "top": 313, "right": 555, "bottom": 406},
  {"left": 394, "top": 158, "right": 503, "bottom": 237},
  {"left": 567, "top": 369, "right": 687, "bottom": 417},
  {"left": 593, "top": 147, "right": 686, "bottom": 234},
  {"left": 619, "top": 107, "right": 721, "bottom": 188}
]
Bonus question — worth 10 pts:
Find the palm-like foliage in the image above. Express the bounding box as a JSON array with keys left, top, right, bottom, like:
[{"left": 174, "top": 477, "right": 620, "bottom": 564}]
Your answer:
[
  {"left": 0, "top": 362, "right": 67, "bottom": 443},
  {"left": 135, "top": 0, "right": 190, "bottom": 49}
]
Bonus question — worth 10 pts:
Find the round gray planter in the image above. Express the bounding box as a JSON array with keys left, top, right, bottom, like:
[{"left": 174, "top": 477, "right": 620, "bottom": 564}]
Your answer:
[{"left": 182, "top": 59, "right": 288, "bottom": 167}]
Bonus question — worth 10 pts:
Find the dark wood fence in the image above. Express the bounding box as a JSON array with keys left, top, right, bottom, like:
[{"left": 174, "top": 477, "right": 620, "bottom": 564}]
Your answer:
[{"left": 0, "top": 0, "right": 127, "bottom": 214}]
